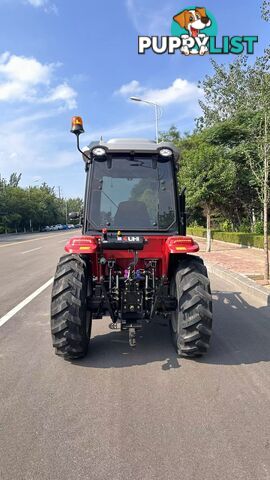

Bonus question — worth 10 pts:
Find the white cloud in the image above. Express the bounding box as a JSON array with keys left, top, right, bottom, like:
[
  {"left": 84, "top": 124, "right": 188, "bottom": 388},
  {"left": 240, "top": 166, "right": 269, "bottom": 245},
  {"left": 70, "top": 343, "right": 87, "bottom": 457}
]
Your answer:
[
  {"left": 115, "top": 78, "right": 201, "bottom": 106},
  {"left": 83, "top": 108, "right": 199, "bottom": 145},
  {"left": 126, "top": 0, "right": 173, "bottom": 35},
  {"left": 0, "top": 52, "right": 77, "bottom": 109},
  {"left": 0, "top": 51, "right": 52, "bottom": 88},
  {"left": 115, "top": 80, "right": 144, "bottom": 96},
  {"left": 26, "top": 0, "right": 46, "bottom": 6},
  {"left": 24, "top": 0, "right": 58, "bottom": 14},
  {"left": 0, "top": 115, "right": 77, "bottom": 174},
  {"left": 44, "top": 83, "right": 77, "bottom": 109},
  {"left": 0, "top": 103, "right": 83, "bottom": 176},
  {"left": 0, "top": 52, "right": 79, "bottom": 187}
]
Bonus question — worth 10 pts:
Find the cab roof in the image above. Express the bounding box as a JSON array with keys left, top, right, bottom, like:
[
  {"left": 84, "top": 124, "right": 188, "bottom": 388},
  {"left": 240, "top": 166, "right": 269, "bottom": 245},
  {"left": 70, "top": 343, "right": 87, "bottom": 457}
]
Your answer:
[{"left": 82, "top": 138, "right": 180, "bottom": 161}]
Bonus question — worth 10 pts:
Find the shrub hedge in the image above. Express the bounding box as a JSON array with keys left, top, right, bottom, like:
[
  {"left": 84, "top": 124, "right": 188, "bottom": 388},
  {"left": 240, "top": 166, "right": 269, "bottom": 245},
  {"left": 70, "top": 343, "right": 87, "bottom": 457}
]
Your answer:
[
  {"left": 187, "top": 227, "right": 207, "bottom": 238},
  {"left": 187, "top": 228, "right": 266, "bottom": 249}
]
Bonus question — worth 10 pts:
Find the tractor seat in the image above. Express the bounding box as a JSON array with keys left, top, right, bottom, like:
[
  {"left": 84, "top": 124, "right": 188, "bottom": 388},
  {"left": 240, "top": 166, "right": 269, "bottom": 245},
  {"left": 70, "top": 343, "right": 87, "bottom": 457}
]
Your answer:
[{"left": 114, "top": 201, "right": 150, "bottom": 228}]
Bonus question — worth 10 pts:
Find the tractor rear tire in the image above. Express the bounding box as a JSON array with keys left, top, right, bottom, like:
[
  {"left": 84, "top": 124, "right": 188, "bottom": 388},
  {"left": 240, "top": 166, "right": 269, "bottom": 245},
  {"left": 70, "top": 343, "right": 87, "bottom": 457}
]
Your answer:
[
  {"left": 170, "top": 255, "right": 212, "bottom": 357},
  {"left": 50, "top": 254, "right": 92, "bottom": 360}
]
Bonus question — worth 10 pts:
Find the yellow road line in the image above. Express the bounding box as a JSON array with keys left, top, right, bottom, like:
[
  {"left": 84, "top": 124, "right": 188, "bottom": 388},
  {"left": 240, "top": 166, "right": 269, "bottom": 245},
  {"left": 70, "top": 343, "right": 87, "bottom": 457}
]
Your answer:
[{"left": 0, "top": 231, "right": 74, "bottom": 249}]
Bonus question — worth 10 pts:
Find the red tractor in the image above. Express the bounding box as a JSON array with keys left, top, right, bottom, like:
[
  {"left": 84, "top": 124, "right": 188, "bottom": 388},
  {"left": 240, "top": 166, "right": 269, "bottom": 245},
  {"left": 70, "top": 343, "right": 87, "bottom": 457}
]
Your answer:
[{"left": 50, "top": 116, "right": 212, "bottom": 360}]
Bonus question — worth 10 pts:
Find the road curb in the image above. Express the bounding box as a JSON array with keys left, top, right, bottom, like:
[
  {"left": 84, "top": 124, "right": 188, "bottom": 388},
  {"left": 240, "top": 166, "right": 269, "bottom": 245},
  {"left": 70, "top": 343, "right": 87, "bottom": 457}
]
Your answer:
[{"left": 205, "top": 261, "right": 270, "bottom": 305}]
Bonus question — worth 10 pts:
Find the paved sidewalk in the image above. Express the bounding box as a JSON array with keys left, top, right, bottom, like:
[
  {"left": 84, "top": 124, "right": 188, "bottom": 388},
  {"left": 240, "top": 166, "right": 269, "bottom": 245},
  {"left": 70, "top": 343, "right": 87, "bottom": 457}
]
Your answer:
[{"left": 194, "top": 236, "right": 267, "bottom": 285}]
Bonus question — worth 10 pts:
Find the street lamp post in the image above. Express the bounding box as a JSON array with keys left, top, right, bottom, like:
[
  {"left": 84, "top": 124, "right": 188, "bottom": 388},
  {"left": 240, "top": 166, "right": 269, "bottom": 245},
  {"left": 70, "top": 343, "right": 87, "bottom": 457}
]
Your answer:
[
  {"left": 28, "top": 179, "right": 40, "bottom": 232},
  {"left": 65, "top": 199, "right": 68, "bottom": 225},
  {"left": 130, "top": 97, "right": 161, "bottom": 143},
  {"left": 27, "top": 188, "right": 32, "bottom": 232}
]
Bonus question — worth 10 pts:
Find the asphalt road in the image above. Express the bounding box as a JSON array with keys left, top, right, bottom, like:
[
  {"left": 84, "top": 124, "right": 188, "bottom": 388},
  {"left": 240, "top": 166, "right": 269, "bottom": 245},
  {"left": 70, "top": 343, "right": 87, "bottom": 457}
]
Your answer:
[{"left": 0, "top": 231, "right": 270, "bottom": 480}]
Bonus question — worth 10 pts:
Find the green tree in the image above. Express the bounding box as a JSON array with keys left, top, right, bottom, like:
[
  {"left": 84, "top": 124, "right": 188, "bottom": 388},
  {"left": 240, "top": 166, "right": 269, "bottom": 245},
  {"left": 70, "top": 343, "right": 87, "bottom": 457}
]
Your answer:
[
  {"left": 180, "top": 132, "right": 236, "bottom": 252},
  {"left": 0, "top": 174, "right": 83, "bottom": 233},
  {"left": 8, "top": 173, "right": 22, "bottom": 187},
  {"left": 159, "top": 125, "right": 181, "bottom": 143},
  {"left": 203, "top": 114, "right": 259, "bottom": 230},
  {"left": 66, "top": 197, "right": 83, "bottom": 218},
  {"left": 197, "top": 52, "right": 270, "bottom": 279},
  {"left": 262, "top": 0, "right": 270, "bottom": 21}
]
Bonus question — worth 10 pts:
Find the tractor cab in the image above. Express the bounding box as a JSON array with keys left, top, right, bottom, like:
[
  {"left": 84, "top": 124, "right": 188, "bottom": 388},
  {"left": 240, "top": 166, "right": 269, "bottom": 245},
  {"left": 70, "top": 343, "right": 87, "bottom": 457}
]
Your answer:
[{"left": 81, "top": 138, "right": 182, "bottom": 236}]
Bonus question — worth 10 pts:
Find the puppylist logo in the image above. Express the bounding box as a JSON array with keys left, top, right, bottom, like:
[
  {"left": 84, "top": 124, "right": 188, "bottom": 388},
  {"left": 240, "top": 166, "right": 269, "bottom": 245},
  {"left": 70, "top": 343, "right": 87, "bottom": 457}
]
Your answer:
[{"left": 138, "top": 6, "right": 258, "bottom": 56}]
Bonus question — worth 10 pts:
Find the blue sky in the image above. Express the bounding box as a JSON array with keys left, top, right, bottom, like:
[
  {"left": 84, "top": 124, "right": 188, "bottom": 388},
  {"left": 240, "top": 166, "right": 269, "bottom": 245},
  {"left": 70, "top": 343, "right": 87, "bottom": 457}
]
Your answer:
[{"left": 0, "top": 0, "right": 268, "bottom": 197}]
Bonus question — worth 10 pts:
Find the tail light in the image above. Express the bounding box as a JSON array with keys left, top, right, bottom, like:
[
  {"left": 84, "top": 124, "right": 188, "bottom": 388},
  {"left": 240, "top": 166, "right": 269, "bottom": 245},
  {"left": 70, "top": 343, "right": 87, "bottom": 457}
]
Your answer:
[
  {"left": 65, "top": 236, "right": 97, "bottom": 254},
  {"left": 166, "top": 236, "right": 199, "bottom": 253}
]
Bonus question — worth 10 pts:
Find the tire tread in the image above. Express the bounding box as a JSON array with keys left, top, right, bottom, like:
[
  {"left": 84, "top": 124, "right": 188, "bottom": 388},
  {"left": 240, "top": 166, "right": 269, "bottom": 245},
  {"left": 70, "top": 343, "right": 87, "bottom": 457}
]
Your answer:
[
  {"left": 170, "top": 255, "right": 212, "bottom": 358},
  {"left": 50, "top": 254, "right": 91, "bottom": 360}
]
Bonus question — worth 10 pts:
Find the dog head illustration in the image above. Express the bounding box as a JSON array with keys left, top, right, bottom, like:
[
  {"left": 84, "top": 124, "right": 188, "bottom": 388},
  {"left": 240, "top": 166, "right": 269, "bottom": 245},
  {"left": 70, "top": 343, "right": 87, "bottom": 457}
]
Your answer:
[{"left": 173, "top": 7, "right": 211, "bottom": 37}]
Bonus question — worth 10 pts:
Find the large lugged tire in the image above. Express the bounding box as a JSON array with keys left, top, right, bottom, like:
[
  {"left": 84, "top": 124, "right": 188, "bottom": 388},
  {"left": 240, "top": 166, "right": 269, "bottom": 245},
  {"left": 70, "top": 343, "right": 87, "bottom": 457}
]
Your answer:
[
  {"left": 170, "top": 255, "right": 212, "bottom": 357},
  {"left": 50, "top": 254, "right": 92, "bottom": 360}
]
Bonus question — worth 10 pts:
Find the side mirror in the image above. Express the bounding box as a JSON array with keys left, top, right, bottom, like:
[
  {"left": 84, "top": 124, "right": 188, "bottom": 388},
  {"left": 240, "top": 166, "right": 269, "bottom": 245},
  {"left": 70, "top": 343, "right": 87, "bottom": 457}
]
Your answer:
[{"left": 69, "top": 212, "right": 80, "bottom": 220}]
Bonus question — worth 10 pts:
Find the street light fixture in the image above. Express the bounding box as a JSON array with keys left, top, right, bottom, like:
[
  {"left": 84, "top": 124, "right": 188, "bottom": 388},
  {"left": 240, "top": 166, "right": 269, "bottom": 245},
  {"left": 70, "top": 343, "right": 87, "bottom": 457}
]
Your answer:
[{"left": 130, "top": 96, "right": 162, "bottom": 144}]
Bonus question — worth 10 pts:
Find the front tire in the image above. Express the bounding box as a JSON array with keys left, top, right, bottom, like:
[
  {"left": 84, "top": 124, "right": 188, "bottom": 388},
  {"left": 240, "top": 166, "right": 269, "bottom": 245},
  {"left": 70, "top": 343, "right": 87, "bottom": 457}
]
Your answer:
[
  {"left": 170, "top": 256, "right": 212, "bottom": 357},
  {"left": 50, "top": 254, "right": 92, "bottom": 360}
]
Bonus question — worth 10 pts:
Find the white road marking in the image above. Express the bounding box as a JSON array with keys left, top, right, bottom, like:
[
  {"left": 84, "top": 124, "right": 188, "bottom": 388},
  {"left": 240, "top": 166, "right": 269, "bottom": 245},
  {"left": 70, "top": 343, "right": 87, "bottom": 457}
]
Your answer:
[
  {"left": 21, "top": 247, "right": 42, "bottom": 255},
  {"left": 0, "top": 277, "right": 54, "bottom": 328},
  {"left": 0, "top": 231, "right": 73, "bottom": 249}
]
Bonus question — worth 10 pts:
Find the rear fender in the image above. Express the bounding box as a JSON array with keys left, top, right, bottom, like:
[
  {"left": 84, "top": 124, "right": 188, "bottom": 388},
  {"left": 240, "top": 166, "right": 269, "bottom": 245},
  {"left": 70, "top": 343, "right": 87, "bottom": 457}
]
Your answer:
[
  {"left": 64, "top": 236, "right": 98, "bottom": 254},
  {"left": 163, "top": 236, "right": 199, "bottom": 277}
]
